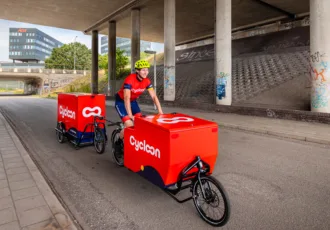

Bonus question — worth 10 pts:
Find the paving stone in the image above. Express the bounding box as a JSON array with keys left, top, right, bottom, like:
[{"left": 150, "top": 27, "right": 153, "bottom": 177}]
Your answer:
[
  {"left": 21, "top": 218, "right": 60, "bottom": 230},
  {"left": 3, "top": 157, "right": 23, "bottom": 164},
  {"left": 14, "top": 195, "right": 46, "bottom": 213},
  {"left": 17, "top": 205, "right": 53, "bottom": 227},
  {"left": 2, "top": 154, "right": 21, "bottom": 160},
  {"left": 4, "top": 162, "right": 25, "bottom": 170},
  {"left": 7, "top": 173, "right": 32, "bottom": 183},
  {"left": 0, "top": 208, "right": 17, "bottom": 225},
  {"left": 0, "top": 148, "right": 17, "bottom": 153},
  {"left": 0, "top": 197, "right": 13, "bottom": 211},
  {"left": 6, "top": 167, "right": 29, "bottom": 175},
  {"left": 12, "top": 186, "right": 40, "bottom": 201},
  {"left": 0, "top": 147, "right": 16, "bottom": 152},
  {"left": 0, "top": 180, "right": 8, "bottom": 189},
  {"left": 0, "top": 174, "right": 5, "bottom": 181},
  {"left": 0, "top": 221, "right": 20, "bottom": 230},
  {"left": 9, "top": 179, "right": 35, "bottom": 191},
  {"left": 0, "top": 188, "right": 10, "bottom": 199}
]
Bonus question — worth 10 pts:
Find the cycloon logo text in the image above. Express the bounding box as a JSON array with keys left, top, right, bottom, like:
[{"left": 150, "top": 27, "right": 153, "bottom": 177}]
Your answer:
[
  {"left": 82, "top": 106, "right": 102, "bottom": 118},
  {"left": 130, "top": 136, "right": 160, "bottom": 159},
  {"left": 131, "top": 88, "right": 145, "bottom": 93},
  {"left": 59, "top": 105, "right": 76, "bottom": 119}
]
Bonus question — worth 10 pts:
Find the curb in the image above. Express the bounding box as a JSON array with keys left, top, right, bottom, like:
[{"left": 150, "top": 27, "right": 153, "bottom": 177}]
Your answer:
[
  {"left": 218, "top": 123, "right": 330, "bottom": 146},
  {"left": 0, "top": 112, "right": 79, "bottom": 230}
]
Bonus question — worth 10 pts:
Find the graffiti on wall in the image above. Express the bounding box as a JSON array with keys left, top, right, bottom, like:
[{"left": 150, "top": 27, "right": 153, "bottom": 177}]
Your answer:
[
  {"left": 164, "top": 67, "right": 175, "bottom": 96},
  {"left": 311, "top": 83, "right": 329, "bottom": 108},
  {"left": 216, "top": 72, "right": 230, "bottom": 100},
  {"left": 310, "top": 51, "right": 330, "bottom": 109}
]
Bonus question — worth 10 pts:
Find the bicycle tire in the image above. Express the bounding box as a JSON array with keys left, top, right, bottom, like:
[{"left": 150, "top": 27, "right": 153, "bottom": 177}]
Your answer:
[
  {"left": 192, "top": 175, "right": 230, "bottom": 227},
  {"left": 56, "top": 123, "right": 65, "bottom": 143},
  {"left": 94, "top": 127, "right": 106, "bottom": 154},
  {"left": 111, "top": 129, "right": 124, "bottom": 166}
]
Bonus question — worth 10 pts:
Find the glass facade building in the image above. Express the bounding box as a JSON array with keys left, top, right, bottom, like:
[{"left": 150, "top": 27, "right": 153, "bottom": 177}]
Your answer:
[
  {"left": 9, "top": 28, "right": 63, "bottom": 63},
  {"left": 101, "top": 36, "right": 154, "bottom": 56}
]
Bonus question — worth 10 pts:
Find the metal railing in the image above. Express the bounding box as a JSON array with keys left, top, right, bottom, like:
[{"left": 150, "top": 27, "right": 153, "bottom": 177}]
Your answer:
[{"left": 0, "top": 67, "right": 90, "bottom": 75}]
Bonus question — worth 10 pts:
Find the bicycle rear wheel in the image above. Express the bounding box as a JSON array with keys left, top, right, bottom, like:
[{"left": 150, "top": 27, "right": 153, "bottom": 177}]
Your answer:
[
  {"left": 94, "top": 127, "right": 106, "bottom": 154},
  {"left": 192, "top": 175, "right": 230, "bottom": 227},
  {"left": 56, "top": 123, "right": 65, "bottom": 143}
]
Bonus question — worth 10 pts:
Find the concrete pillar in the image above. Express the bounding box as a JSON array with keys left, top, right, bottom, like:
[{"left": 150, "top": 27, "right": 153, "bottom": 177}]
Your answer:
[
  {"left": 23, "top": 83, "right": 28, "bottom": 94},
  {"left": 215, "top": 0, "right": 232, "bottom": 105},
  {"left": 131, "top": 8, "right": 140, "bottom": 73},
  {"left": 108, "top": 21, "right": 116, "bottom": 96},
  {"left": 310, "top": 0, "right": 330, "bottom": 113},
  {"left": 164, "top": 0, "right": 176, "bottom": 101},
  {"left": 91, "top": 30, "right": 99, "bottom": 94}
]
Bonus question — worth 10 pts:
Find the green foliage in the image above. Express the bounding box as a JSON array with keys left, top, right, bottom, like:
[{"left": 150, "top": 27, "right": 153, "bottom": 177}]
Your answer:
[
  {"left": 45, "top": 42, "right": 92, "bottom": 70},
  {"left": 98, "top": 48, "right": 130, "bottom": 80}
]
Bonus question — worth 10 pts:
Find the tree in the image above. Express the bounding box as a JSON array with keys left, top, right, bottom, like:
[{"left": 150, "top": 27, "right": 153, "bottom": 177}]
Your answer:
[
  {"left": 98, "top": 48, "right": 130, "bottom": 79},
  {"left": 45, "top": 42, "right": 92, "bottom": 70}
]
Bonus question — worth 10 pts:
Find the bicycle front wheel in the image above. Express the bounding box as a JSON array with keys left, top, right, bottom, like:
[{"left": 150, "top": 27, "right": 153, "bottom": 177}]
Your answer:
[
  {"left": 192, "top": 175, "right": 230, "bottom": 227},
  {"left": 111, "top": 129, "right": 124, "bottom": 166},
  {"left": 94, "top": 127, "right": 106, "bottom": 154}
]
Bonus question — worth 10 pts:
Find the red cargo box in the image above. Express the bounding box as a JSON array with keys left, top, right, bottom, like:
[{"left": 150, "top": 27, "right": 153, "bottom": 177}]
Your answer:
[
  {"left": 57, "top": 93, "right": 106, "bottom": 143},
  {"left": 124, "top": 113, "right": 219, "bottom": 188}
]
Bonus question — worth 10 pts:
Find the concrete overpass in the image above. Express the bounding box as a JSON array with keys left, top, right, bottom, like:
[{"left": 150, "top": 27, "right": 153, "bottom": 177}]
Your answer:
[
  {"left": 1, "top": 0, "right": 330, "bottom": 113},
  {"left": 0, "top": 67, "right": 89, "bottom": 94}
]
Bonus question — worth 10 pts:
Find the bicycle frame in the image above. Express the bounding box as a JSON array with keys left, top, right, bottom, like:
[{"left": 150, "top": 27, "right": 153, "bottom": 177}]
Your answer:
[{"left": 164, "top": 156, "right": 211, "bottom": 203}]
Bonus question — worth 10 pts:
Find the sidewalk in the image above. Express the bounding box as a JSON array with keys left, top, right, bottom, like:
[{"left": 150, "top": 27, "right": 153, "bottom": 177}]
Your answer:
[
  {"left": 0, "top": 112, "right": 78, "bottom": 230},
  {"left": 106, "top": 100, "right": 330, "bottom": 145}
]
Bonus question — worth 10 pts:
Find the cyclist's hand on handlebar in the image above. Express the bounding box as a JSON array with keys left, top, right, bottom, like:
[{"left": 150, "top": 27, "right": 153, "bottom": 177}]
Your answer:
[{"left": 129, "top": 115, "right": 135, "bottom": 121}]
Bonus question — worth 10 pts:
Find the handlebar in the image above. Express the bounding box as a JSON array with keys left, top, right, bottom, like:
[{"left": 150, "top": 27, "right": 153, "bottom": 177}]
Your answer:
[{"left": 107, "top": 121, "right": 123, "bottom": 127}]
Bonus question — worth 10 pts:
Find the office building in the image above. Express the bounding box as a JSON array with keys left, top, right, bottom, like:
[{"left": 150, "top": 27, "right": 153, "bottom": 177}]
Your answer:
[
  {"left": 101, "top": 36, "right": 161, "bottom": 56},
  {"left": 9, "top": 28, "right": 63, "bottom": 63}
]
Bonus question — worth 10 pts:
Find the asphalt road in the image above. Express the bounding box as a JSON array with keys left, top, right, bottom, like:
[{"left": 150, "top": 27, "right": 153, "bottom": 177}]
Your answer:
[{"left": 0, "top": 96, "right": 329, "bottom": 230}]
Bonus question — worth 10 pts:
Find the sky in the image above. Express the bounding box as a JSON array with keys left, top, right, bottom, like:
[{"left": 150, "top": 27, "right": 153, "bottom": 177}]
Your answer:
[{"left": 0, "top": 19, "right": 164, "bottom": 62}]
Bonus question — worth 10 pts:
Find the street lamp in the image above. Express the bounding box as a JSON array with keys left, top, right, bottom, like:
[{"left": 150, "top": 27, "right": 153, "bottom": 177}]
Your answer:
[{"left": 144, "top": 50, "right": 157, "bottom": 110}]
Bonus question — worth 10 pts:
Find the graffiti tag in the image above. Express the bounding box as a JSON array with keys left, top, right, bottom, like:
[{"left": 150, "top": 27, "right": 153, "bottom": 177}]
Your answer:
[
  {"left": 311, "top": 84, "right": 328, "bottom": 108},
  {"left": 310, "top": 52, "right": 325, "bottom": 63},
  {"left": 216, "top": 72, "right": 230, "bottom": 100}
]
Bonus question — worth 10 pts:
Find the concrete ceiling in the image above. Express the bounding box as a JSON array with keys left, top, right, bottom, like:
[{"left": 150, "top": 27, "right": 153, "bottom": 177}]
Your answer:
[{"left": 0, "top": 0, "right": 309, "bottom": 44}]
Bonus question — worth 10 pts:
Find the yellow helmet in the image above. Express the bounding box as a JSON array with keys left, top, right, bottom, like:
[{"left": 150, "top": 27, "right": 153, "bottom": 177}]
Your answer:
[{"left": 135, "top": 59, "right": 150, "bottom": 69}]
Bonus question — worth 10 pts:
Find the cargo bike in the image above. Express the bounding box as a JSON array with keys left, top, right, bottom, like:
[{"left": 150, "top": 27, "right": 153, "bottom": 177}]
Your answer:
[
  {"left": 55, "top": 93, "right": 108, "bottom": 153},
  {"left": 107, "top": 113, "right": 231, "bottom": 227}
]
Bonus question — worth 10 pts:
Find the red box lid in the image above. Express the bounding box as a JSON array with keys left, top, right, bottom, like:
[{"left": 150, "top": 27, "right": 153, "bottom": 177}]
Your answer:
[{"left": 136, "top": 113, "right": 217, "bottom": 132}]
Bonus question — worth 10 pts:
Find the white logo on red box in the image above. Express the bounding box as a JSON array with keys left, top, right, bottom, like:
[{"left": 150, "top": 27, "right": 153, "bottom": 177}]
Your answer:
[
  {"left": 82, "top": 106, "right": 102, "bottom": 118},
  {"left": 59, "top": 105, "right": 76, "bottom": 120},
  {"left": 131, "top": 88, "right": 145, "bottom": 93},
  {"left": 156, "top": 117, "right": 194, "bottom": 124},
  {"left": 130, "top": 135, "right": 160, "bottom": 159}
]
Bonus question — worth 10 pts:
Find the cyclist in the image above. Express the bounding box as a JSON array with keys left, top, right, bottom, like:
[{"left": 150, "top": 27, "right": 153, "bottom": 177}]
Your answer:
[{"left": 113, "top": 59, "right": 164, "bottom": 153}]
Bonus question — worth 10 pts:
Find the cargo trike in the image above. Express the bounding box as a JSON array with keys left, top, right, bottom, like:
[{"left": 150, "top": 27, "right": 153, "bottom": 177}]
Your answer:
[
  {"left": 107, "top": 113, "right": 231, "bottom": 227},
  {"left": 55, "top": 93, "right": 108, "bottom": 154}
]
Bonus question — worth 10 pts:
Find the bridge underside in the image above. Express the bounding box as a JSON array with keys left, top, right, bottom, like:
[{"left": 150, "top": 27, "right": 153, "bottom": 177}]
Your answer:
[{"left": 0, "top": 0, "right": 308, "bottom": 43}]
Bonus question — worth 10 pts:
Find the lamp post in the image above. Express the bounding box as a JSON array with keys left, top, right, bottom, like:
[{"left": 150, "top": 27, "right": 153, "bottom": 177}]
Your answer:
[{"left": 144, "top": 50, "right": 157, "bottom": 110}]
